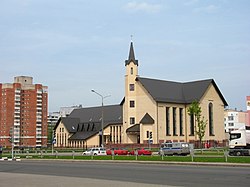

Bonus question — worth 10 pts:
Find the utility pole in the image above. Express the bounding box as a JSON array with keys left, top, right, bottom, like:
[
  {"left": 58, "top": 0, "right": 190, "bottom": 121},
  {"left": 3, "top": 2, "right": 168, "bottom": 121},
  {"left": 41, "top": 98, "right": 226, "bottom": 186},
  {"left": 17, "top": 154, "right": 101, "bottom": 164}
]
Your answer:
[{"left": 91, "top": 90, "right": 110, "bottom": 147}]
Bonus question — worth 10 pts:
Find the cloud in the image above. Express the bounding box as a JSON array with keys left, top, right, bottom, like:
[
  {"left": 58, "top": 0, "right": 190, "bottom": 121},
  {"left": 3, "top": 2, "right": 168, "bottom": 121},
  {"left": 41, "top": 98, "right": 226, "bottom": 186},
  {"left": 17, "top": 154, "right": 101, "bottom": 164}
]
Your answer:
[
  {"left": 193, "top": 5, "right": 219, "bottom": 13},
  {"left": 124, "top": 1, "right": 162, "bottom": 13}
]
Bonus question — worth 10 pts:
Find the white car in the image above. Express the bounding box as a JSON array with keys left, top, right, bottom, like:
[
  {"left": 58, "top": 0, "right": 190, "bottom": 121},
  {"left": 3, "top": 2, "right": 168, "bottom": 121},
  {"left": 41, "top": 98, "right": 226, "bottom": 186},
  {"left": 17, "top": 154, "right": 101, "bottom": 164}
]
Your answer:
[{"left": 82, "top": 147, "right": 107, "bottom": 156}]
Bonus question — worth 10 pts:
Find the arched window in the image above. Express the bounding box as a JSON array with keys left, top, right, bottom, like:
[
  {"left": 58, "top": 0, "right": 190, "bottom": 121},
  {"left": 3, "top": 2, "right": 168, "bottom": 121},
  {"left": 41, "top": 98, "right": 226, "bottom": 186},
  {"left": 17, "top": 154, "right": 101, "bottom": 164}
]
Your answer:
[{"left": 209, "top": 103, "right": 214, "bottom": 135}]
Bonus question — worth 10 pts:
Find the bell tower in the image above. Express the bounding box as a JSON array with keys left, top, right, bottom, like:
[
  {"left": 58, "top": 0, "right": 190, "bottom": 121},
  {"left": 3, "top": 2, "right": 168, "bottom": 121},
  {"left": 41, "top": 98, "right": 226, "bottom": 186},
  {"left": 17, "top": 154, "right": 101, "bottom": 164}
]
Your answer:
[{"left": 123, "top": 41, "right": 139, "bottom": 143}]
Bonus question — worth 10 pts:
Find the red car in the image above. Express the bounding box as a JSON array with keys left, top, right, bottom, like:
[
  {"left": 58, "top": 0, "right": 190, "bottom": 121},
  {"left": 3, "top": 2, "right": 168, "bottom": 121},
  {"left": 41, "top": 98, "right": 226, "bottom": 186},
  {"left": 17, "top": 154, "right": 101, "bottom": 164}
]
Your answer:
[
  {"left": 130, "top": 148, "right": 152, "bottom": 155},
  {"left": 106, "top": 148, "right": 129, "bottom": 155}
]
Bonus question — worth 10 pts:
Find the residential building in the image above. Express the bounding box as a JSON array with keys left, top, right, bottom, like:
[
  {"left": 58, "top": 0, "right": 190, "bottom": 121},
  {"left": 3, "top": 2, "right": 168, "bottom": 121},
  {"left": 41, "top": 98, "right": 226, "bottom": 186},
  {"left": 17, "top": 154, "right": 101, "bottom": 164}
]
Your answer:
[
  {"left": 59, "top": 105, "right": 82, "bottom": 117},
  {"left": 54, "top": 41, "right": 228, "bottom": 148},
  {"left": 224, "top": 109, "right": 247, "bottom": 133},
  {"left": 247, "top": 96, "right": 250, "bottom": 126},
  {"left": 47, "top": 111, "right": 60, "bottom": 144},
  {"left": 47, "top": 105, "right": 83, "bottom": 145},
  {"left": 0, "top": 76, "right": 48, "bottom": 148}
]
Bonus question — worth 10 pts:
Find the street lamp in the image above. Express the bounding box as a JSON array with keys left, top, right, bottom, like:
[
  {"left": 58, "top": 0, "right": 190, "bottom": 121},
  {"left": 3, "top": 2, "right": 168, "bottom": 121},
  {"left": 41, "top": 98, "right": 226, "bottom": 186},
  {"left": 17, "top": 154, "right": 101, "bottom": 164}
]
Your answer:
[{"left": 91, "top": 89, "right": 110, "bottom": 147}]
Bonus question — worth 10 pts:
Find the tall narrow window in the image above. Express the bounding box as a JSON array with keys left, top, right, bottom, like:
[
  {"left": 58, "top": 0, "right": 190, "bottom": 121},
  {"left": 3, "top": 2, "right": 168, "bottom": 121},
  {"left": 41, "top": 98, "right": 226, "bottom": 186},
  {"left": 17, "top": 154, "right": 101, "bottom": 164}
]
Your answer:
[
  {"left": 179, "top": 108, "right": 183, "bottom": 136},
  {"left": 190, "top": 114, "right": 194, "bottom": 136},
  {"left": 209, "top": 103, "right": 214, "bottom": 135},
  {"left": 130, "top": 67, "right": 133, "bottom": 75},
  {"left": 166, "top": 107, "right": 170, "bottom": 135},
  {"left": 130, "top": 117, "right": 135, "bottom": 125},
  {"left": 173, "top": 107, "right": 177, "bottom": 135}
]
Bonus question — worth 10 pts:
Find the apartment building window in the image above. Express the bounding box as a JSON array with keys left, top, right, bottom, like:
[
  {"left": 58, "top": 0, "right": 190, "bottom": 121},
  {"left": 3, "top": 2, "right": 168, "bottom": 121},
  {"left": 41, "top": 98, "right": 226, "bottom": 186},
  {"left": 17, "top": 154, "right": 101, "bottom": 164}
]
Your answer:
[
  {"left": 166, "top": 107, "right": 170, "bottom": 135},
  {"left": 130, "top": 100, "right": 135, "bottom": 108},
  {"left": 129, "top": 84, "right": 135, "bottom": 91},
  {"left": 228, "top": 116, "right": 234, "bottom": 121},
  {"left": 173, "top": 107, "right": 177, "bottom": 136},
  {"left": 179, "top": 108, "right": 184, "bottom": 136},
  {"left": 209, "top": 103, "right": 214, "bottom": 136},
  {"left": 130, "top": 117, "right": 135, "bottom": 125},
  {"left": 228, "top": 123, "right": 234, "bottom": 127}
]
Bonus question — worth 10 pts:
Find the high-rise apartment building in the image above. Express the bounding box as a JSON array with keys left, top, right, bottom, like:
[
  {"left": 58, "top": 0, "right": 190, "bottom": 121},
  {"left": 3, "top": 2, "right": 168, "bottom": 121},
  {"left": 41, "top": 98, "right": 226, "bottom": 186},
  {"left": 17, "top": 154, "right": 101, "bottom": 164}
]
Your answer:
[{"left": 0, "top": 76, "right": 48, "bottom": 148}]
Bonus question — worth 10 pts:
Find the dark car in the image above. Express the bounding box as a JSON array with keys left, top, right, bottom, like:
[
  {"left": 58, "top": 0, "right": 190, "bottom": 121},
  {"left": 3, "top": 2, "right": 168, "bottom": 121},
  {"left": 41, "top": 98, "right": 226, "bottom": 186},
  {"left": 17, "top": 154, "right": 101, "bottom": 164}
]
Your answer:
[
  {"left": 130, "top": 148, "right": 152, "bottom": 155},
  {"left": 106, "top": 148, "right": 129, "bottom": 155}
]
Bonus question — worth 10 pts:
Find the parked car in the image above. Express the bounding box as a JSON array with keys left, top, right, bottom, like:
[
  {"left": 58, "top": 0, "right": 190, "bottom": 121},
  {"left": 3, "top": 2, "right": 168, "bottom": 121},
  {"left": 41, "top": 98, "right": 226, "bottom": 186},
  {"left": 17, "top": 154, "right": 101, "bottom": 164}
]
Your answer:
[
  {"left": 82, "top": 147, "right": 107, "bottom": 156},
  {"left": 130, "top": 148, "right": 152, "bottom": 155},
  {"left": 159, "top": 142, "right": 190, "bottom": 156},
  {"left": 106, "top": 148, "right": 129, "bottom": 155}
]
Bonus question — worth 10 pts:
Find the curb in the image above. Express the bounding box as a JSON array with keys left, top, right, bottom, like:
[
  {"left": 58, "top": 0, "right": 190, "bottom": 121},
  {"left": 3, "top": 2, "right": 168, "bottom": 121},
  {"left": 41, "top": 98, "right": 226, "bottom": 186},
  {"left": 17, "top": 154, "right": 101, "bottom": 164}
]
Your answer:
[{"left": 0, "top": 157, "right": 21, "bottom": 162}]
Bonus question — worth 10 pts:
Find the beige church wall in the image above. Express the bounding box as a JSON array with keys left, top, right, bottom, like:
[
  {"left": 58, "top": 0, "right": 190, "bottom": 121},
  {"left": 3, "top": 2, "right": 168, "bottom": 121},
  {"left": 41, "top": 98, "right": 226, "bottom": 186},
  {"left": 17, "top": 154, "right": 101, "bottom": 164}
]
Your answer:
[
  {"left": 141, "top": 124, "right": 153, "bottom": 143},
  {"left": 199, "top": 84, "right": 226, "bottom": 141},
  {"left": 54, "top": 121, "right": 70, "bottom": 147},
  {"left": 135, "top": 81, "right": 158, "bottom": 143},
  {"left": 85, "top": 135, "right": 99, "bottom": 148},
  {"left": 157, "top": 103, "right": 188, "bottom": 143}
]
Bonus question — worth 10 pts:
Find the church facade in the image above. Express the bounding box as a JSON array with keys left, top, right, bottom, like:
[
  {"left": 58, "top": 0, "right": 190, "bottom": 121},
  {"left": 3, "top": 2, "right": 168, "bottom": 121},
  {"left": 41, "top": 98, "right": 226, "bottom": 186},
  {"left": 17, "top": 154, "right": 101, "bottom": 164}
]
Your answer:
[
  {"left": 54, "top": 42, "right": 228, "bottom": 148},
  {"left": 122, "top": 42, "right": 227, "bottom": 145}
]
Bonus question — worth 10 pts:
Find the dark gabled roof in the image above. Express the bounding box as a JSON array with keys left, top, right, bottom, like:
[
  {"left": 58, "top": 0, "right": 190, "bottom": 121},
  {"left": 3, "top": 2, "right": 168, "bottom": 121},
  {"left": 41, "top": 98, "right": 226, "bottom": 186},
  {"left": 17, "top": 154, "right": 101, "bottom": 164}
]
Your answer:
[
  {"left": 68, "top": 122, "right": 101, "bottom": 140},
  {"left": 69, "top": 104, "right": 122, "bottom": 128},
  {"left": 140, "top": 113, "right": 154, "bottom": 124},
  {"left": 126, "top": 124, "right": 140, "bottom": 133},
  {"left": 125, "top": 42, "right": 138, "bottom": 66},
  {"left": 136, "top": 77, "right": 228, "bottom": 106},
  {"left": 54, "top": 117, "right": 80, "bottom": 133},
  {"left": 55, "top": 105, "right": 122, "bottom": 141}
]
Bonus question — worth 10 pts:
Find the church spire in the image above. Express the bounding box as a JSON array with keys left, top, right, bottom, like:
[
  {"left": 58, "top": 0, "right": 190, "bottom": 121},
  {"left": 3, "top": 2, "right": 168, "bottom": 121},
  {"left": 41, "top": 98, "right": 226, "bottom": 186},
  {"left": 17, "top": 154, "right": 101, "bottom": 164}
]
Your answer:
[{"left": 125, "top": 41, "right": 138, "bottom": 66}]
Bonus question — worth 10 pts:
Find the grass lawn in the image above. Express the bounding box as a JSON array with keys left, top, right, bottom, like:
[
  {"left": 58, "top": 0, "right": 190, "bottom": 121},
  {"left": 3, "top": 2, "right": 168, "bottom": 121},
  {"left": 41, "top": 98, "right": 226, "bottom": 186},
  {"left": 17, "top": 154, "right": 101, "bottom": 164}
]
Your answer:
[{"left": 4, "top": 154, "right": 250, "bottom": 163}]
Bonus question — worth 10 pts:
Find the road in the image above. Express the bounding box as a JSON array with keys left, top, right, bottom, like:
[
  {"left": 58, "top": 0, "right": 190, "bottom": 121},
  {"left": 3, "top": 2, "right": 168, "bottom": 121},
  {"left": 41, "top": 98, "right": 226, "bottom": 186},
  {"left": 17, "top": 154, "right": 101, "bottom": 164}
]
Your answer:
[{"left": 0, "top": 160, "right": 250, "bottom": 187}]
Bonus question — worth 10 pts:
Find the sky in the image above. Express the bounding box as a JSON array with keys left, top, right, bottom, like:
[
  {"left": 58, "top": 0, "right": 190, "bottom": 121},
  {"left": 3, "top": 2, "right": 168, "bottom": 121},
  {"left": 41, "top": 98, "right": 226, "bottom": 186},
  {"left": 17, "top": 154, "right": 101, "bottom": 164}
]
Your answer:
[{"left": 0, "top": 0, "right": 249, "bottom": 112}]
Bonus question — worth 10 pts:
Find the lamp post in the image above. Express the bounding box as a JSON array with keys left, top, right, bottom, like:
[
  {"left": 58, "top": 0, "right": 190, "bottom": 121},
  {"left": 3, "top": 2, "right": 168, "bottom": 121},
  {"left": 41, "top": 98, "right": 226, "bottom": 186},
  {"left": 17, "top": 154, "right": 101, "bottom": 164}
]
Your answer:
[{"left": 91, "top": 90, "right": 110, "bottom": 147}]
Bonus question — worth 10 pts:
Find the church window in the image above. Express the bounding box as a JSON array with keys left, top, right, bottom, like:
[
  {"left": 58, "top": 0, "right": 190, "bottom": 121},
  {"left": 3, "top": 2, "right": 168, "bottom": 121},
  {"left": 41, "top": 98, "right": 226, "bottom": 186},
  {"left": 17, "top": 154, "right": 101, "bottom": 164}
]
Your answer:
[
  {"left": 173, "top": 107, "right": 177, "bottom": 135},
  {"left": 130, "top": 100, "right": 135, "bottom": 108},
  {"left": 179, "top": 108, "right": 184, "bottom": 136},
  {"left": 129, "top": 84, "right": 135, "bottom": 91},
  {"left": 209, "top": 103, "right": 214, "bottom": 135},
  {"left": 166, "top": 107, "right": 170, "bottom": 135},
  {"left": 130, "top": 117, "right": 135, "bottom": 125},
  {"left": 190, "top": 114, "right": 195, "bottom": 136}
]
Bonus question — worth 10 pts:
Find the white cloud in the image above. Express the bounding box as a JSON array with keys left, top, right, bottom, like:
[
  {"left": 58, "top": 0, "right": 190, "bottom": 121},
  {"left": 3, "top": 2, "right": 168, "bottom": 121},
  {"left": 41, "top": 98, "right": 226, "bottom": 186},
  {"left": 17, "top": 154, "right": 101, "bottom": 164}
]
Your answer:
[
  {"left": 193, "top": 5, "right": 219, "bottom": 13},
  {"left": 124, "top": 1, "right": 162, "bottom": 13}
]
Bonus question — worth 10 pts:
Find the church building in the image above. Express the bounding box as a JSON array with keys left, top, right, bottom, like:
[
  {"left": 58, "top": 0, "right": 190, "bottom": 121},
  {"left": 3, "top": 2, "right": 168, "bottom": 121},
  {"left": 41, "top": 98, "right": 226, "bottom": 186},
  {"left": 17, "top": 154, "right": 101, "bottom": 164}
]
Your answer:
[{"left": 54, "top": 41, "right": 228, "bottom": 148}]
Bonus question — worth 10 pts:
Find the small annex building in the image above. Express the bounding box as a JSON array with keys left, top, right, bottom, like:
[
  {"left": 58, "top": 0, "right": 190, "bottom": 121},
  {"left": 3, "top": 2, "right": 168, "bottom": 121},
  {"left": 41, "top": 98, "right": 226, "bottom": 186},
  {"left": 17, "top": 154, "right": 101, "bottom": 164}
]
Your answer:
[
  {"left": 54, "top": 105, "right": 122, "bottom": 148},
  {"left": 54, "top": 41, "right": 228, "bottom": 148}
]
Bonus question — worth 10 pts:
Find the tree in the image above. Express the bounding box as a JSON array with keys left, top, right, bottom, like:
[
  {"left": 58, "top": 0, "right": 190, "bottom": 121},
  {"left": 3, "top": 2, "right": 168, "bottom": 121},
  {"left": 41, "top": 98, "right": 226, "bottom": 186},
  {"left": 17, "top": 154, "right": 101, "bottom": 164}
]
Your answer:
[{"left": 187, "top": 101, "right": 207, "bottom": 148}]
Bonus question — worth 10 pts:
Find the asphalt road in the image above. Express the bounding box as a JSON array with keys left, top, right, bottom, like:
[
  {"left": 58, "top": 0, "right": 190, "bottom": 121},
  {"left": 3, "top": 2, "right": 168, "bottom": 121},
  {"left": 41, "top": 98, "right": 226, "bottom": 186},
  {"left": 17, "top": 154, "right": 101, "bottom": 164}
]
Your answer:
[{"left": 0, "top": 160, "right": 250, "bottom": 187}]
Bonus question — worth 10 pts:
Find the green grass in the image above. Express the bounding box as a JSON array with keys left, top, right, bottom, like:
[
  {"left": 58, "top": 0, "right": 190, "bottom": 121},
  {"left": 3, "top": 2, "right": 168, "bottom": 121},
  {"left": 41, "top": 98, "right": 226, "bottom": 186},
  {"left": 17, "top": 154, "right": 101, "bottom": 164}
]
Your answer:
[{"left": 2, "top": 148, "right": 250, "bottom": 163}]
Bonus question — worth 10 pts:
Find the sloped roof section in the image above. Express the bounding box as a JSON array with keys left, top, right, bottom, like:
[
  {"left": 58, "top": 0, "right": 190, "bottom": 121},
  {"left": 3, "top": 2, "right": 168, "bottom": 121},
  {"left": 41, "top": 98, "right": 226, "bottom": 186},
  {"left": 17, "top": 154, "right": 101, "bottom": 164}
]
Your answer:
[
  {"left": 69, "top": 104, "right": 122, "bottom": 127},
  {"left": 140, "top": 113, "right": 154, "bottom": 124},
  {"left": 54, "top": 117, "right": 80, "bottom": 133},
  {"left": 136, "top": 77, "right": 228, "bottom": 106},
  {"left": 69, "top": 122, "right": 101, "bottom": 140},
  {"left": 126, "top": 124, "right": 140, "bottom": 133}
]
